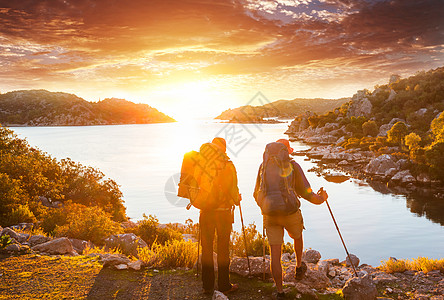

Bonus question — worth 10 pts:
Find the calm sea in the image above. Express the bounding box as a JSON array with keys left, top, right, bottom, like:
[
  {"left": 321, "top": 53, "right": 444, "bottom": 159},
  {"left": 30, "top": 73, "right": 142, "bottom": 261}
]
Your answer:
[{"left": 12, "top": 121, "right": 444, "bottom": 266}]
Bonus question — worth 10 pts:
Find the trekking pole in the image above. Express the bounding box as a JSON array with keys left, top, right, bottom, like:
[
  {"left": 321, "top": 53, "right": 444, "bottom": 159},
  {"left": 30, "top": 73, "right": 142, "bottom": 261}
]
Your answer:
[
  {"left": 262, "top": 224, "right": 266, "bottom": 281},
  {"left": 324, "top": 194, "right": 358, "bottom": 277},
  {"left": 196, "top": 223, "right": 201, "bottom": 278},
  {"left": 238, "top": 202, "right": 251, "bottom": 276}
]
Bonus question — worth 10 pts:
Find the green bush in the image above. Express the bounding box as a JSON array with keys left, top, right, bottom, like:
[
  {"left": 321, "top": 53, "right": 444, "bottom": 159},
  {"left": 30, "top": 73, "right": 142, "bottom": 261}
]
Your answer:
[
  {"left": 127, "top": 214, "right": 183, "bottom": 247},
  {"left": 53, "top": 202, "right": 122, "bottom": 245},
  {"left": 6, "top": 204, "right": 36, "bottom": 226},
  {"left": 231, "top": 223, "right": 269, "bottom": 257},
  {"left": 138, "top": 239, "right": 198, "bottom": 268},
  {"left": 362, "top": 120, "right": 378, "bottom": 137},
  {"left": 387, "top": 121, "right": 408, "bottom": 145}
]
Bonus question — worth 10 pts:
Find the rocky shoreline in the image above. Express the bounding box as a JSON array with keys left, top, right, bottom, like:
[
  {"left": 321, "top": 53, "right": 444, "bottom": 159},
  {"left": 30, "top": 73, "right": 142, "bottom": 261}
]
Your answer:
[{"left": 1, "top": 225, "right": 444, "bottom": 299}]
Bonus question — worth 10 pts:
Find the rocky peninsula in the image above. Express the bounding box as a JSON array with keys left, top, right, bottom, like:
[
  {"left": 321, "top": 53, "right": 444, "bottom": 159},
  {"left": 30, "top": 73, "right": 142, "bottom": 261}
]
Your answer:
[
  {"left": 285, "top": 69, "right": 444, "bottom": 205},
  {"left": 0, "top": 89, "right": 175, "bottom": 126}
]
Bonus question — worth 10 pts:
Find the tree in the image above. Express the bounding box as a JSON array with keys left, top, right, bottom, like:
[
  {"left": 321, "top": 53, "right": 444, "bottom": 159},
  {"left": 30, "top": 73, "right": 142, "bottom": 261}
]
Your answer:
[
  {"left": 387, "top": 121, "right": 408, "bottom": 145},
  {"left": 404, "top": 132, "right": 421, "bottom": 150},
  {"left": 362, "top": 120, "right": 379, "bottom": 136},
  {"left": 431, "top": 112, "right": 444, "bottom": 143}
]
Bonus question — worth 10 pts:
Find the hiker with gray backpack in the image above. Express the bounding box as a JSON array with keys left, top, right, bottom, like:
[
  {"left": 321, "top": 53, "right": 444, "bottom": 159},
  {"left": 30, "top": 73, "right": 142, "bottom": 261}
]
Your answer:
[{"left": 254, "top": 139, "right": 328, "bottom": 299}]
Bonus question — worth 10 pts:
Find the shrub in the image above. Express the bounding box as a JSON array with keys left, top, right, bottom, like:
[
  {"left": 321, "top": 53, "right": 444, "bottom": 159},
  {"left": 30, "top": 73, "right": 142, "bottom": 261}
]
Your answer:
[
  {"left": 387, "top": 121, "right": 408, "bottom": 145},
  {"left": 231, "top": 223, "right": 269, "bottom": 257},
  {"left": 0, "top": 172, "right": 28, "bottom": 227},
  {"left": 138, "top": 240, "right": 198, "bottom": 268},
  {"left": 404, "top": 132, "right": 422, "bottom": 150},
  {"left": 53, "top": 203, "right": 122, "bottom": 245},
  {"left": 0, "top": 235, "right": 13, "bottom": 249},
  {"left": 128, "top": 214, "right": 183, "bottom": 247},
  {"left": 380, "top": 257, "right": 444, "bottom": 274},
  {"left": 6, "top": 204, "right": 36, "bottom": 226},
  {"left": 362, "top": 120, "right": 379, "bottom": 137}
]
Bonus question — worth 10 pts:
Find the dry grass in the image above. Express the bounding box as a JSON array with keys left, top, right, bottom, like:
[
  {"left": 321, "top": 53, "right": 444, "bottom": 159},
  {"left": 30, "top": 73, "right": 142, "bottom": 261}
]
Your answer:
[
  {"left": 138, "top": 240, "right": 198, "bottom": 269},
  {"left": 380, "top": 257, "right": 444, "bottom": 273}
]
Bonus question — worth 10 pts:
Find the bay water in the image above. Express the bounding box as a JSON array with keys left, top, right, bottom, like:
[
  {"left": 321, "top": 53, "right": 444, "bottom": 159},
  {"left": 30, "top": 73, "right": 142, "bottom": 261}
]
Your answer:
[{"left": 12, "top": 121, "right": 444, "bottom": 266}]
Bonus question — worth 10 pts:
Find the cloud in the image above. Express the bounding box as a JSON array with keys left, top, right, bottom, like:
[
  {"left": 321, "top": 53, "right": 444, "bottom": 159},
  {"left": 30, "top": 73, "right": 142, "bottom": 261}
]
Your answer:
[{"left": 0, "top": 0, "right": 442, "bottom": 104}]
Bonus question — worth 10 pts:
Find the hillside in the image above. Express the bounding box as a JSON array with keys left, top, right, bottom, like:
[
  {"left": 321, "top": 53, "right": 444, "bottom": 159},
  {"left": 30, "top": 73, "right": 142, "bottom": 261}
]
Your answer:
[
  {"left": 0, "top": 90, "right": 175, "bottom": 126},
  {"left": 286, "top": 66, "right": 444, "bottom": 186},
  {"left": 215, "top": 98, "right": 348, "bottom": 122}
]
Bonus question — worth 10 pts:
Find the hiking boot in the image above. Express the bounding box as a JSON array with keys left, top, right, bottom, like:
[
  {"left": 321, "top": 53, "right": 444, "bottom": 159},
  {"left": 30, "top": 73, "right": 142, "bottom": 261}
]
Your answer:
[
  {"left": 276, "top": 291, "right": 286, "bottom": 299},
  {"left": 222, "top": 283, "right": 239, "bottom": 295},
  {"left": 203, "top": 288, "right": 213, "bottom": 295},
  {"left": 294, "top": 261, "right": 307, "bottom": 280}
]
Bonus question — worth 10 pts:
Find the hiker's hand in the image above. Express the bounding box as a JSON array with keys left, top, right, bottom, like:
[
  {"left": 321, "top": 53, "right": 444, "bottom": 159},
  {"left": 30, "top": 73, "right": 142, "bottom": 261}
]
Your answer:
[{"left": 317, "top": 187, "right": 328, "bottom": 202}]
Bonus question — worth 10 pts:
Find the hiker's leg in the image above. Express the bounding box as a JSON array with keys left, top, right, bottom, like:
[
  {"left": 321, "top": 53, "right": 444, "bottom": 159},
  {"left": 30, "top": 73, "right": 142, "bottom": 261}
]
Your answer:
[
  {"left": 270, "top": 244, "right": 284, "bottom": 293},
  {"left": 216, "top": 210, "right": 233, "bottom": 292},
  {"left": 200, "top": 211, "right": 216, "bottom": 291},
  {"left": 294, "top": 234, "right": 303, "bottom": 268}
]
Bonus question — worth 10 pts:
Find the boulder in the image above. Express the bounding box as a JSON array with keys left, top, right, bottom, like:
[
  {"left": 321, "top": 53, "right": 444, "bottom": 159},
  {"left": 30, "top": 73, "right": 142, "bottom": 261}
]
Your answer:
[
  {"left": 5, "top": 244, "right": 21, "bottom": 252},
  {"left": 386, "top": 89, "right": 397, "bottom": 102},
  {"left": 416, "top": 173, "right": 431, "bottom": 184},
  {"left": 128, "top": 260, "right": 144, "bottom": 271},
  {"left": 31, "top": 237, "right": 77, "bottom": 255},
  {"left": 346, "top": 254, "right": 360, "bottom": 268},
  {"left": 212, "top": 291, "right": 229, "bottom": 300},
  {"left": 230, "top": 256, "right": 270, "bottom": 277},
  {"left": 317, "top": 260, "right": 331, "bottom": 276},
  {"left": 342, "top": 274, "right": 377, "bottom": 300},
  {"left": 104, "top": 233, "right": 148, "bottom": 257},
  {"left": 390, "top": 170, "right": 416, "bottom": 184},
  {"left": 102, "top": 254, "right": 132, "bottom": 268},
  {"left": 303, "top": 249, "right": 321, "bottom": 264},
  {"left": 282, "top": 252, "right": 292, "bottom": 262},
  {"left": 28, "top": 235, "right": 51, "bottom": 247},
  {"left": 347, "top": 91, "right": 372, "bottom": 118},
  {"left": 294, "top": 282, "right": 318, "bottom": 298},
  {"left": 378, "top": 124, "right": 391, "bottom": 137},
  {"left": 1, "top": 227, "right": 29, "bottom": 243},
  {"left": 300, "top": 268, "right": 331, "bottom": 290},
  {"left": 364, "top": 155, "right": 398, "bottom": 176},
  {"left": 69, "top": 238, "right": 93, "bottom": 254}
]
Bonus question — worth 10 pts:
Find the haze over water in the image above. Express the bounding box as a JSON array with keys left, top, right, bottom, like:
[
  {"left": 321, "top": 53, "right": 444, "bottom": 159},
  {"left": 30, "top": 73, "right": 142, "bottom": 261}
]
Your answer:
[{"left": 12, "top": 121, "right": 444, "bottom": 266}]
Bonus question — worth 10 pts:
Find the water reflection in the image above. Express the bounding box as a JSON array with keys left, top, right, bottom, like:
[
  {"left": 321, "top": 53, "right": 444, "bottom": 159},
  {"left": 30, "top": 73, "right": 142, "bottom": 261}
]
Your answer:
[{"left": 369, "top": 181, "right": 444, "bottom": 226}]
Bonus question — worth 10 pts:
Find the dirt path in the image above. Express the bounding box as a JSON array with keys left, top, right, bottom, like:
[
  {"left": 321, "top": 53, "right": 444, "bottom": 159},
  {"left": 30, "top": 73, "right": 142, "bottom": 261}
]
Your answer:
[{"left": 0, "top": 254, "right": 280, "bottom": 300}]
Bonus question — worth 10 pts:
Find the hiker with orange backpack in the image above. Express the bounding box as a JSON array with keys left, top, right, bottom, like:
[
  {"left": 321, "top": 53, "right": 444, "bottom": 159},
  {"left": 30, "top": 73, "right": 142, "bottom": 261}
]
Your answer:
[
  {"left": 178, "top": 137, "right": 240, "bottom": 295},
  {"left": 253, "top": 139, "right": 328, "bottom": 299}
]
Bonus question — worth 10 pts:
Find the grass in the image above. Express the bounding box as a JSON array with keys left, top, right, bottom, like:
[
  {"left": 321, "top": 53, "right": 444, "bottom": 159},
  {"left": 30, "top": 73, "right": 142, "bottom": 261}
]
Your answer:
[
  {"left": 138, "top": 239, "right": 198, "bottom": 268},
  {"left": 380, "top": 257, "right": 444, "bottom": 273}
]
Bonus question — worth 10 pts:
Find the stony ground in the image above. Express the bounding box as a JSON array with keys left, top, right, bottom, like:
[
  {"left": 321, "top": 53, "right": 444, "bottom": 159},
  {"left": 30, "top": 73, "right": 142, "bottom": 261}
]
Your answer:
[
  {"left": 0, "top": 254, "right": 280, "bottom": 300},
  {"left": 1, "top": 254, "right": 444, "bottom": 299}
]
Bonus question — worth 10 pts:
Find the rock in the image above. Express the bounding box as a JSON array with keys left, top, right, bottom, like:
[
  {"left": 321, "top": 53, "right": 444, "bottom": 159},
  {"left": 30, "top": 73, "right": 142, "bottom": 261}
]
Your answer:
[
  {"left": 386, "top": 89, "right": 397, "bottom": 102},
  {"left": 416, "top": 173, "right": 431, "bottom": 184},
  {"left": 294, "top": 282, "right": 318, "bottom": 298},
  {"left": 102, "top": 254, "right": 132, "bottom": 268},
  {"left": 128, "top": 260, "right": 144, "bottom": 271},
  {"left": 31, "top": 237, "right": 78, "bottom": 255},
  {"left": 28, "top": 235, "right": 51, "bottom": 247},
  {"left": 328, "top": 270, "right": 336, "bottom": 277},
  {"left": 342, "top": 274, "right": 377, "bottom": 300},
  {"left": 347, "top": 91, "right": 372, "bottom": 117},
  {"left": 212, "top": 290, "right": 229, "bottom": 300},
  {"left": 230, "top": 256, "right": 270, "bottom": 277},
  {"left": 384, "top": 168, "right": 398, "bottom": 178},
  {"left": 300, "top": 268, "right": 331, "bottom": 290},
  {"left": 303, "top": 249, "right": 321, "bottom": 264},
  {"left": 389, "top": 75, "right": 401, "bottom": 85},
  {"left": 11, "top": 223, "right": 34, "bottom": 231},
  {"left": 282, "top": 252, "right": 291, "bottom": 262},
  {"left": 69, "top": 238, "right": 93, "bottom": 254},
  {"left": 372, "top": 272, "right": 398, "bottom": 284},
  {"left": 182, "top": 234, "right": 197, "bottom": 242},
  {"left": 5, "top": 244, "right": 21, "bottom": 252},
  {"left": 378, "top": 124, "right": 391, "bottom": 137},
  {"left": 104, "top": 233, "right": 148, "bottom": 257},
  {"left": 324, "top": 258, "right": 340, "bottom": 265},
  {"left": 364, "top": 154, "right": 398, "bottom": 176},
  {"left": 1, "top": 227, "right": 29, "bottom": 243},
  {"left": 346, "top": 254, "right": 360, "bottom": 268},
  {"left": 390, "top": 170, "right": 416, "bottom": 184},
  {"left": 115, "top": 264, "right": 128, "bottom": 270},
  {"left": 317, "top": 260, "right": 330, "bottom": 275}
]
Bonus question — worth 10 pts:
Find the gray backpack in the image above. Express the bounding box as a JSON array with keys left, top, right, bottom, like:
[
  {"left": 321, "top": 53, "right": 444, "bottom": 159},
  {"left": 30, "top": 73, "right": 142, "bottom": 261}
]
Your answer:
[{"left": 255, "top": 142, "right": 300, "bottom": 216}]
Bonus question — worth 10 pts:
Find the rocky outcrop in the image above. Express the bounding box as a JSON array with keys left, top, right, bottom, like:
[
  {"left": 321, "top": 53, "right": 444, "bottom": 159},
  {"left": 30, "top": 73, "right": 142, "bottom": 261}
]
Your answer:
[
  {"left": 364, "top": 154, "right": 398, "bottom": 176},
  {"left": 1, "top": 227, "right": 29, "bottom": 244},
  {"left": 347, "top": 90, "right": 373, "bottom": 118},
  {"left": 302, "top": 249, "right": 321, "bottom": 264}
]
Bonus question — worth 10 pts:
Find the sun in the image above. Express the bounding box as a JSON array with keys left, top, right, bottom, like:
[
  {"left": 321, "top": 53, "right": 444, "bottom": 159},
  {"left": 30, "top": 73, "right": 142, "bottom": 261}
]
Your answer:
[{"left": 152, "top": 80, "right": 234, "bottom": 121}]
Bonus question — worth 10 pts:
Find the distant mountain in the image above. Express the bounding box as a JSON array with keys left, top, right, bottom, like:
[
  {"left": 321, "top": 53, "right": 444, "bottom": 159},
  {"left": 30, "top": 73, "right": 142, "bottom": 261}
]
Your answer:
[
  {"left": 0, "top": 90, "right": 175, "bottom": 126},
  {"left": 215, "top": 98, "right": 349, "bottom": 122}
]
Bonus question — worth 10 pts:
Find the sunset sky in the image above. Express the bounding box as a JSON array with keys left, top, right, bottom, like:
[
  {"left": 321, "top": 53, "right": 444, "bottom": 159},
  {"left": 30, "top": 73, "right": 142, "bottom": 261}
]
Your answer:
[{"left": 0, "top": 0, "right": 443, "bottom": 119}]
